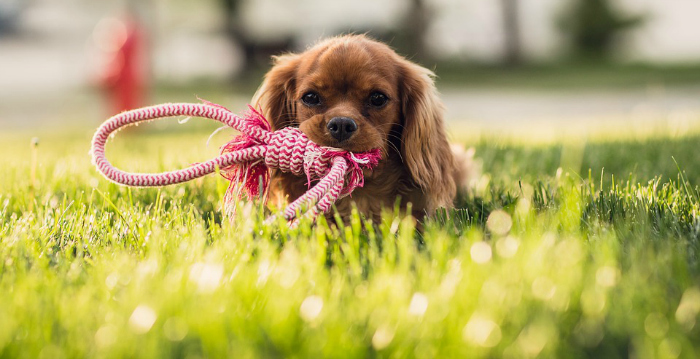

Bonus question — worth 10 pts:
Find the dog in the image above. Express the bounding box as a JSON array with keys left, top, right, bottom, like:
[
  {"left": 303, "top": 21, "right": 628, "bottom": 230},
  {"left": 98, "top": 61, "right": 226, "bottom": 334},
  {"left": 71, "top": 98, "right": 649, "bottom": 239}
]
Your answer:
[{"left": 252, "top": 34, "right": 462, "bottom": 222}]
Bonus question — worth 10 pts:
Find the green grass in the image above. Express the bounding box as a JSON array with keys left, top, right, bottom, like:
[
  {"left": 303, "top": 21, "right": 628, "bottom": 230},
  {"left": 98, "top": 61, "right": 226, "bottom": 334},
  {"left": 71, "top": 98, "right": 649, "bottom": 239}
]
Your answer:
[
  {"left": 2, "top": 124, "right": 700, "bottom": 358},
  {"left": 434, "top": 62, "right": 700, "bottom": 90}
]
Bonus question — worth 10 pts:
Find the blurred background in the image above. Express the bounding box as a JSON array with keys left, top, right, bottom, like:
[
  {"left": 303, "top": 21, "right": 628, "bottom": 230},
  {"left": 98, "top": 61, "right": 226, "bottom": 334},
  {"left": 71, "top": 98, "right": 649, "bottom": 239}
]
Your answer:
[{"left": 1, "top": 0, "right": 700, "bottom": 138}]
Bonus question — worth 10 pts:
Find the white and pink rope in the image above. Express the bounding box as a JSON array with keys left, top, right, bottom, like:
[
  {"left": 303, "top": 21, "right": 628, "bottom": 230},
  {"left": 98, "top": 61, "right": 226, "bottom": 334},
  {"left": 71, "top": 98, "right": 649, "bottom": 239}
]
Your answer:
[{"left": 90, "top": 101, "right": 381, "bottom": 224}]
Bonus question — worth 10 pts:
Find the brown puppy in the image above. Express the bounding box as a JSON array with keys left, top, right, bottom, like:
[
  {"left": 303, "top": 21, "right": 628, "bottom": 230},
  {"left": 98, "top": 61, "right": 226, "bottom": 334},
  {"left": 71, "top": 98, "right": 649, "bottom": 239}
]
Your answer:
[{"left": 253, "top": 34, "right": 456, "bottom": 221}]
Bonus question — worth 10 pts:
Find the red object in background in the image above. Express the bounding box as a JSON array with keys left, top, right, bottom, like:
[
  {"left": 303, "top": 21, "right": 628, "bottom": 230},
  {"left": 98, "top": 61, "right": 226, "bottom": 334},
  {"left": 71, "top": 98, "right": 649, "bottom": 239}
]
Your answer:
[{"left": 98, "top": 14, "right": 147, "bottom": 115}]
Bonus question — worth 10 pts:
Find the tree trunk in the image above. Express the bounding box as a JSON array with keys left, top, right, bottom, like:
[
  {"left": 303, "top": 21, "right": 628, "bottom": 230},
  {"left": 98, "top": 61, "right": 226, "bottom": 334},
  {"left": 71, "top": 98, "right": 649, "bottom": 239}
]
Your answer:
[
  {"left": 501, "top": 0, "right": 522, "bottom": 66},
  {"left": 405, "top": 0, "right": 429, "bottom": 64}
]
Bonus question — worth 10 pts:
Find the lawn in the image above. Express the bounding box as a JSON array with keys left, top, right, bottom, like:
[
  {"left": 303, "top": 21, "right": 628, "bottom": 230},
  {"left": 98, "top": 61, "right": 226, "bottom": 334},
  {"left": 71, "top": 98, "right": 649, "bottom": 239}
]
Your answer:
[{"left": 1, "top": 118, "right": 700, "bottom": 358}]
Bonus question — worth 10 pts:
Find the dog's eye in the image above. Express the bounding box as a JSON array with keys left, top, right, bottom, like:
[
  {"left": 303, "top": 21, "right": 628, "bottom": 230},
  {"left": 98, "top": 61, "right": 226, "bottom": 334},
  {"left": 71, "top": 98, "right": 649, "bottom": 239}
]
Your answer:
[
  {"left": 369, "top": 92, "right": 388, "bottom": 108},
  {"left": 301, "top": 92, "right": 321, "bottom": 106}
]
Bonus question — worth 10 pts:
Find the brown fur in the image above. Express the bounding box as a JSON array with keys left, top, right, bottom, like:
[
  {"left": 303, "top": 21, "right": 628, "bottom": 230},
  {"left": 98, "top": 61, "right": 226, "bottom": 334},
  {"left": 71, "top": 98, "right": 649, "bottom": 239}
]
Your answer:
[{"left": 252, "top": 34, "right": 456, "bottom": 221}]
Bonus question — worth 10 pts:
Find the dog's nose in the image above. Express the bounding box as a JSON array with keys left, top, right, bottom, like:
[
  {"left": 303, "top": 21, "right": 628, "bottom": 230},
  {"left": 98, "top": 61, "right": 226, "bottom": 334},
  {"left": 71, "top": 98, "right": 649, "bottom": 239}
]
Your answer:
[{"left": 327, "top": 117, "right": 357, "bottom": 142}]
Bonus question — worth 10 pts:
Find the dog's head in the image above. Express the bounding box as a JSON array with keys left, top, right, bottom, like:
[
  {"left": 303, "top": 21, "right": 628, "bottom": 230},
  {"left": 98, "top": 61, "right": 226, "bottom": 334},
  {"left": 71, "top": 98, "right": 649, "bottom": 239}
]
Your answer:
[{"left": 253, "top": 34, "right": 455, "bottom": 208}]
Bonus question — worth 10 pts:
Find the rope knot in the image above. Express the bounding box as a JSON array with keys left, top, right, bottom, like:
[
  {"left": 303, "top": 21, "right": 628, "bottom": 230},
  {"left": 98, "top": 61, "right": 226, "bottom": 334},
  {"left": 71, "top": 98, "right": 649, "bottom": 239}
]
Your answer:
[{"left": 264, "top": 127, "right": 316, "bottom": 176}]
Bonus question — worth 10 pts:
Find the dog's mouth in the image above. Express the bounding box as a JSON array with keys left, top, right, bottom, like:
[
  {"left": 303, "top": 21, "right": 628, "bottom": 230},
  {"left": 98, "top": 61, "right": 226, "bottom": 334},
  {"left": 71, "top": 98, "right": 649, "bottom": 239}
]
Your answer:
[{"left": 321, "top": 138, "right": 359, "bottom": 151}]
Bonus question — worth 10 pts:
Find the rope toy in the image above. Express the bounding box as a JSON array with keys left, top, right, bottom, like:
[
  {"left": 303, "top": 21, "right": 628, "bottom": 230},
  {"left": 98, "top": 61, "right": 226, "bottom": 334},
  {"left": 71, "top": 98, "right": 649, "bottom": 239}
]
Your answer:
[{"left": 90, "top": 101, "right": 382, "bottom": 224}]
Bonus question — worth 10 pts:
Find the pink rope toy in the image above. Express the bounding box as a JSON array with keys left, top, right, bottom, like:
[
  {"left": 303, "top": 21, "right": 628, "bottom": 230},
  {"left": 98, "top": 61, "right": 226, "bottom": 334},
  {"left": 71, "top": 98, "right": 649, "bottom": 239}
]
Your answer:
[{"left": 90, "top": 101, "right": 382, "bottom": 224}]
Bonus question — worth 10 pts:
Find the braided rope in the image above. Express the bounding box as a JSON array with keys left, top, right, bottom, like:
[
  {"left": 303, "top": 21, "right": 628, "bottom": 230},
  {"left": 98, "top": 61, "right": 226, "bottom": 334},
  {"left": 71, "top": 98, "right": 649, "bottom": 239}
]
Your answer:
[{"left": 90, "top": 102, "right": 381, "bottom": 223}]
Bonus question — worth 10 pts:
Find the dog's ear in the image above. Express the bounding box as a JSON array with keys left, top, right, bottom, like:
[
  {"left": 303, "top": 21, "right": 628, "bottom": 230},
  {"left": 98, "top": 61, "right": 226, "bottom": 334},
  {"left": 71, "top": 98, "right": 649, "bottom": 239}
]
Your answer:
[
  {"left": 399, "top": 61, "right": 456, "bottom": 211},
  {"left": 252, "top": 54, "right": 300, "bottom": 130}
]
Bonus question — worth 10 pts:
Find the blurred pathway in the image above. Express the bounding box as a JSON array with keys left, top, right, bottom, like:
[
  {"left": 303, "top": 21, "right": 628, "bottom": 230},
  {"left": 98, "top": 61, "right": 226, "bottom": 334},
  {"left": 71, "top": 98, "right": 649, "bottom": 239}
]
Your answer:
[
  {"left": 443, "top": 85, "right": 700, "bottom": 125},
  {"left": 442, "top": 85, "right": 700, "bottom": 138}
]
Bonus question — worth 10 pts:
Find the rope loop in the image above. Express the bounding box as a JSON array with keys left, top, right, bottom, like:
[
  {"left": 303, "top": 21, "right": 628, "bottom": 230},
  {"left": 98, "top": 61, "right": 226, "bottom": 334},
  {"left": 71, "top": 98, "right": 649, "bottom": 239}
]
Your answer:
[{"left": 90, "top": 101, "right": 382, "bottom": 224}]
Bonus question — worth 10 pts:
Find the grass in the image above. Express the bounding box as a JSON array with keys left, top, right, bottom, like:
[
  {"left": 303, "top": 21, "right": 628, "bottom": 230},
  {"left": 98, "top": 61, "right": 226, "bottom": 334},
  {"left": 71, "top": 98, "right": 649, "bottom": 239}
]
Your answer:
[
  {"left": 433, "top": 62, "right": 700, "bottom": 90},
  {"left": 2, "top": 121, "right": 700, "bottom": 358}
]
